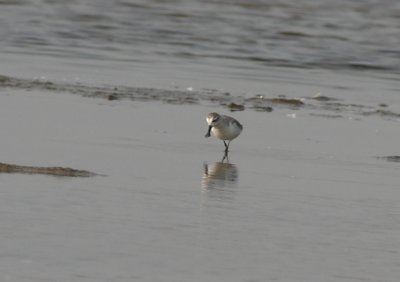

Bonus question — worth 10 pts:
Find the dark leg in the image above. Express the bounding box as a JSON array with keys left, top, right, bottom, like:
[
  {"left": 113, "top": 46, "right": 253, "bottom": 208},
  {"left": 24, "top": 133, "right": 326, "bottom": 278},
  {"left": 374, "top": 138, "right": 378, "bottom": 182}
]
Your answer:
[
  {"left": 223, "top": 140, "right": 231, "bottom": 154},
  {"left": 221, "top": 151, "right": 229, "bottom": 162},
  {"left": 223, "top": 141, "right": 229, "bottom": 153}
]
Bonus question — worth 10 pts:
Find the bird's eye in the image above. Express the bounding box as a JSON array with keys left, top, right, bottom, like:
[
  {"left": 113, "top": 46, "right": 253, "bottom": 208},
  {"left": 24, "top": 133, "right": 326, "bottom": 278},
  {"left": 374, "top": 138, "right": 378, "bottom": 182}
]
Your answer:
[{"left": 212, "top": 117, "right": 219, "bottom": 122}]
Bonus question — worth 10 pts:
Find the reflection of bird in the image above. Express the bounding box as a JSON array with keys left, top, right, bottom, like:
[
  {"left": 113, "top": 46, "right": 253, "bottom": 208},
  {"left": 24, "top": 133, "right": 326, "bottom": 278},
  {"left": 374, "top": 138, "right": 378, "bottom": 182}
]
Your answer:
[
  {"left": 202, "top": 161, "right": 238, "bottom": 191},
  {"left": 205, "top": 112, "right": 243, "bottom": 153}
]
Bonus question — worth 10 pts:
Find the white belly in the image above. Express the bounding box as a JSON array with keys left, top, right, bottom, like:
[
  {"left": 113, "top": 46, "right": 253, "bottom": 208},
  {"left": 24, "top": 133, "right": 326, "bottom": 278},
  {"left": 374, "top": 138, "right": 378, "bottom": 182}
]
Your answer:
[{"left": 212, "top": 124, "right": 241, "bottom": 140}]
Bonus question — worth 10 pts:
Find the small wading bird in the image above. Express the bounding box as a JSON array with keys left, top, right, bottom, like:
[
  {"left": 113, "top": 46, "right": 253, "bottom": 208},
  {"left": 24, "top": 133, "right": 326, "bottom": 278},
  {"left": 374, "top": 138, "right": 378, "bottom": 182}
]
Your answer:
[{"left": 205, "top": 112, "right": 243, "bottom": 154}]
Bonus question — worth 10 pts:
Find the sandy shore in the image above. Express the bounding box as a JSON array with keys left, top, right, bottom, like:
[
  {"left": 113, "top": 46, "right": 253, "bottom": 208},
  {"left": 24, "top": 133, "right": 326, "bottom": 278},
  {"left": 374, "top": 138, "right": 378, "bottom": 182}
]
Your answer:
[{"left": 0, "top": 88, "right": 399, "bottom": 282}]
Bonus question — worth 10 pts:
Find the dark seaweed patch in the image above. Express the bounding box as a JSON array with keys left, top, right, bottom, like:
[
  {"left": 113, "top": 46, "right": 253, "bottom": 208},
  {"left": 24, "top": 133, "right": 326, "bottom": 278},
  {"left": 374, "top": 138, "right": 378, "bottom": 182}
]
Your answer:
[
  {"left": 226, "top": 103, "right": 245, "bottom": 112},
  {"left": 252, "top": 105, "right": 273, "bottom": 112},
  {"left": 0, "top": 162, "right": 98, "bottom": 177},
  {"left": 264, "top": 98, "right": 304, "bottom": 106},
  {"left": 308, "top": 95, "right": 340, "bottom": 102},
  {"left": 362, "top": 109, "right": 400, "bottom": 118},
  {"left": 377, "top": 156, "right": 400, "bottom": 163}
]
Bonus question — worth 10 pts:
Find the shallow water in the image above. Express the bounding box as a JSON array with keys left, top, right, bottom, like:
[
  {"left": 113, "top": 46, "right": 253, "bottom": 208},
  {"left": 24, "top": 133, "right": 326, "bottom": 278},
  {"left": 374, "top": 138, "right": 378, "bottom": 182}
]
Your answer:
[
  {"left": 1, "top": 0, "right": 400, "bottom": 90},
  {"left": 2, "top": 0, "right": 400, "bottom": 72},
  {"left": 0, "top": 90, "right": 399, "bottom": 282}
]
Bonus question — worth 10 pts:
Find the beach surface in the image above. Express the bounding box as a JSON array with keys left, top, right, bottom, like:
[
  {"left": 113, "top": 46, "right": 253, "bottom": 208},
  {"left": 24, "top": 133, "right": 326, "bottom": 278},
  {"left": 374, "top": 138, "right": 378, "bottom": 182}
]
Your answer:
[
  {"left": 1, "top": 0, "right": 400, "bottom": 281},
  {"left": 0, "top": 84, "right": 399, "bottom": 282}
]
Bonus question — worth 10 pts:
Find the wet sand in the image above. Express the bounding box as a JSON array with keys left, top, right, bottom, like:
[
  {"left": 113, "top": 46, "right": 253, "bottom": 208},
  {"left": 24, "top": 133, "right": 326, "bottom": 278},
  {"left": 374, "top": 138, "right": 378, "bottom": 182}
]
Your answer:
[{"left": 0, "top": 88, "right": 399, "bottom": 282}]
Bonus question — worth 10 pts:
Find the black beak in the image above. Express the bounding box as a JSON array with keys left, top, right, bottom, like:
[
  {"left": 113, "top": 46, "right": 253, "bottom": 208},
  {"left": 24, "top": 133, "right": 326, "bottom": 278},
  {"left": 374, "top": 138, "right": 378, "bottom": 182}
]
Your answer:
[{"left": 205, "top": 125, "right": 212, "bottom": 138}]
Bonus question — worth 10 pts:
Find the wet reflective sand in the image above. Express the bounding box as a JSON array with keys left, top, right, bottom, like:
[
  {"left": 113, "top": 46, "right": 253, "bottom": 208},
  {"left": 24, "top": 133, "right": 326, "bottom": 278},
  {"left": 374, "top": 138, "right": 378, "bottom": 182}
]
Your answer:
[{"left": 0, "top": 89, "right": 399, "bottom": 282}]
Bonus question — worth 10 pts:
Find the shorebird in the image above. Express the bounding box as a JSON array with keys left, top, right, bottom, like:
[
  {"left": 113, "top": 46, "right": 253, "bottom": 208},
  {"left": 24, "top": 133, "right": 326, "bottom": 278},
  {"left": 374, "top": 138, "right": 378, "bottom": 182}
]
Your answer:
[{"left": 205, "top": 112, "right": 243, "bottom": 153}]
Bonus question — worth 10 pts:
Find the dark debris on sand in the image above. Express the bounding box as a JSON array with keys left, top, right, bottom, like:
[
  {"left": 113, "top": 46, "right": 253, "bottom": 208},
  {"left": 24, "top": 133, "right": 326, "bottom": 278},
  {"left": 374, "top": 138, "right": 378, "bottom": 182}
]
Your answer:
[
  {"left": 0, "top": 162, "right": 98, "bottom": 177},
  {"left": 2, "top": 74, "right": 400, "bottom": 120}
]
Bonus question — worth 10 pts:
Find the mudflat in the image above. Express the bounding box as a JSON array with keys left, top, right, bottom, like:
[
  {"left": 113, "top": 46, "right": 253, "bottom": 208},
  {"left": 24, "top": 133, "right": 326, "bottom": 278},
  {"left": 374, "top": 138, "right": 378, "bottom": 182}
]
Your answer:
[{"left": 0, "top": 88, "right": 399, "bottom": 282}]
